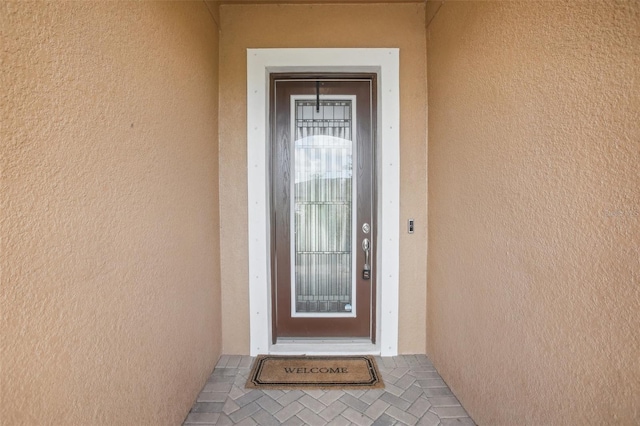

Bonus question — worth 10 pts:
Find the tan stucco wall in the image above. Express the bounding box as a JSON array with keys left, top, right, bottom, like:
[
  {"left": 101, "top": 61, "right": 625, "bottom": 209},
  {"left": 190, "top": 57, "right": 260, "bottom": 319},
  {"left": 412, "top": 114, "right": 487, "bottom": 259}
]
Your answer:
[
  {"left": 427, "top": 1, "right": 639, "bottom": 424},
  {"left": 1, "top": 2, "right": 222, "bottom": 424},
  {"left": 219, "top": 3, "right": 427, "bottom": 354}
]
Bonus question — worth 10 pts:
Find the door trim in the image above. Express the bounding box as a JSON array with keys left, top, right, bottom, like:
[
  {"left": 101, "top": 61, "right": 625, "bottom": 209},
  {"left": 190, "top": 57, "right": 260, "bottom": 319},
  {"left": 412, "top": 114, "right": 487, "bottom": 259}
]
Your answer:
[{"left": 247, "top": 48, "right": 399, "bottom": 356}]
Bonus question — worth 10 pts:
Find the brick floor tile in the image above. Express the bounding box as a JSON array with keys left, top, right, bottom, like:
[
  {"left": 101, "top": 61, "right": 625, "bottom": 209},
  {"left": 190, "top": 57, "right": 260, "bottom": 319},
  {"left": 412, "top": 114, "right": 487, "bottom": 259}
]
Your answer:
[
  {"left": 229, "top": 401, "right": 260, "bottom": 423},
  {"left": 430, "top": 406, "right": 469, "bottom": 418},
  {"left": 385, "top": 406, "right": 418, "bottom": 425},
  {"left": 255, "top": 394, "right": 283, "bottom": 414},
  {"left": 424, "top": 386, "right": 454, "bottom": 397},
  {"left": 371, "top": 413, "right": 397, "bottom": 426},
  {"left": 412, "top": 364, "right": 437, "bottom": 373},
  {"left": 387, "top": 367, "right": 411, "bottom": 380},
  {"left": 416, "top": 355, "right": 432, "bottom": 365},
  {"left": 379, "top": 357, "right": 397, "bottom": 368},
  {"left": 251, "top": 409, "right": 280, "bottom": 426},
  {"left": 345, "top": 389, "right": 366, "bottom": 398},
  {"left": 360, "top": 389, "right": 386, "bottom": 405},
  {"left": 413, "top": 371, "right": 442, "bottom": 379},
  {"left": 262, "top": 389, "right": 285, "bottom": 400},
  {"left": 440, "top": 417, "right": 476, "bottom": 425},
  {"left": 211, "top": 413, "right": 233, "bottom": 426},
  {"left": 379, "top": 392, "right": 411, "bottom": 410},
  {"left": 276, "top": 389, "right": 305, "bottom": 406},
  {"left": 319, "top": 400, "right": 348, "bottom": 422},
  {"left": 183, "top": 412, "right": 220, "bottom": 424},
  {"left": 407, "top": 396, "right": 432, "bottom": 418},
  {"left": 400, "top": 385, "right": 424, "bottom": 403},
  {"left": 299, "top": 394, "right": 328, "bottom": 413},
  {"left": 281, "top": 416, "right": 306, "bottom": 426},
  {"left": 274, "top": 401, "right": 304, "bottom": 422},
  {"left": 226, "top": 355, "right": 242, "bottom": 368},
  {"left": 231, "top": 378, "right": 249, "bottom": 391},
  {"left": 382, "top": 375, "right": 398, "bottom": 386},
  {"left": 416, "top": 378, "right": 443, "bottom": 388},
  {"left": 341, "top": 407, "right": 374, "bottom": 426},
  {"left": 212, "top": 368, "right": 237, "bottom": 378},
  {"left": 239, "top": 356, "right": 254, "bottom": 368},
  {"left": 222, "top": 398, "right": 240, "bottom": 415},
  {"left": 234, "top": 390, "right": 263, "bottom": 407},
  {"left": 364, "top": 398, "right": 390, "bottom": 420},
  {"left": 327, "top": 415, "right": 353, "bottom": 426},
  {"left": 420, "top": 378, "right": 447, "bottom": 388},
  {"left": 395, "top": 372, "right": 417, "bottom": 390},
  {"left": 429, "top": 396, "right": 462, "bottom": 407},
  {"left": 404, "top": 355, "right": 421, "bottom": 367},
  {"left": 416, "top": 411, "right": 441, "bottom": 426},
  {"left": 319, "top": 390, "right": 344, "bottom": 405},
  {"left": 233, "top": 417, "right": 257, "bottom": 426},
  {"left": 190, "top": 402, "right": 224, "bottom": 413},
  {"left": 217, "top": 355, "right": 230, "bottom": 367},
  {"left": 227, "top": 385, "right": 247, "bottom": 401},
  {"left": 340, "top": 393, "right": 369, "bottom": 412},
  {"left": 377, "top": 368, "right": 392, "bottom": 377},
  {"left": 207, "top": 375, "right": 234, "bottom": 384},
  {"left": 412, "top": 356, "right": 434, "bottom": 365},
  {"left": 203, "top": 381, "right": 233, "bottom": 392},
  {"left": 303, "top": 389, "right": 326, "bottom": 398},
  {"left": 235, "top": 372, "right": 249, "bottom": 383},
  {"left": 384, "top": 383, "right": 405, "bottom": 397},
  {"left": 393, "top": 356, "right": 409, "bottom": 367},
  {"left": 297, "top": 408, "right": 327, "bottom": 426},
  {"left": 196, "top": 391, "right": 227, "bottom": 403}
]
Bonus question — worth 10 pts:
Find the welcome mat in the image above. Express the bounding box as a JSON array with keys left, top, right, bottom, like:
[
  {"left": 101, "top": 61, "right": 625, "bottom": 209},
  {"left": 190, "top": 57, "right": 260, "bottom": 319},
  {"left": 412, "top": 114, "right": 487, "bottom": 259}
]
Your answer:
[{"left": 246, "top": 355, "right": 384, "bottom": 389}]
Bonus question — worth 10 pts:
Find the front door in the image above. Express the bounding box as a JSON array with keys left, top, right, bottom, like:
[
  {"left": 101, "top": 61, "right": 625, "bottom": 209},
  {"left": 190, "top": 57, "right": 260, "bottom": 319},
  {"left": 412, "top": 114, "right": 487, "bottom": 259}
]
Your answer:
[{"left": 270, "top": 74, "right": 377, "bottom": 342}]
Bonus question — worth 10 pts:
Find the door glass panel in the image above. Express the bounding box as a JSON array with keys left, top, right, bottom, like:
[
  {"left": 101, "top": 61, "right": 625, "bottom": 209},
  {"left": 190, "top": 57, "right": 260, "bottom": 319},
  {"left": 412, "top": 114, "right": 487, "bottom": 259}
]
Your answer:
[{"left": 292, "top": 97, "right": 356, "bottom": 316}]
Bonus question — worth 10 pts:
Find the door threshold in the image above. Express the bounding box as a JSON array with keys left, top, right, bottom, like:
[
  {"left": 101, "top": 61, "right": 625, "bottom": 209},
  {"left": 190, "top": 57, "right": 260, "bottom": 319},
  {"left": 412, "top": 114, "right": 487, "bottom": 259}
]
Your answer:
[{"left": 270, "top": 339, "right": 379, "bottom": 356}]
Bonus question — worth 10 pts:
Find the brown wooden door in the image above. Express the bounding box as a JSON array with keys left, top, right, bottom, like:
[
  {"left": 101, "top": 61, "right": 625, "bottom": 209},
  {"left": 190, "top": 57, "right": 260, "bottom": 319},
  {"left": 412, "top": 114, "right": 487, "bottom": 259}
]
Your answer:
[{"left": 270, "top": 74, "right": 377, "bottom": 342}]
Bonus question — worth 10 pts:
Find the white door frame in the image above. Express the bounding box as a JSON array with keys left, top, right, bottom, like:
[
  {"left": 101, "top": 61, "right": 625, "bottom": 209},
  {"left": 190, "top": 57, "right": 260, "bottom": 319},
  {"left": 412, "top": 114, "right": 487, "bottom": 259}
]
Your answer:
[{"left": 247, "top": 48, "right": 399, "bottom": 356}]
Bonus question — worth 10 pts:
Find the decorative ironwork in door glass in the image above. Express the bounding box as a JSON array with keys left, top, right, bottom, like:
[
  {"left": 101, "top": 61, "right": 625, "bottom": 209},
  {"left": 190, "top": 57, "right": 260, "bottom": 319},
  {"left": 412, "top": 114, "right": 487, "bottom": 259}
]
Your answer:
[{"left": 292, "top": 98, "right": 356, "bottom": 315}]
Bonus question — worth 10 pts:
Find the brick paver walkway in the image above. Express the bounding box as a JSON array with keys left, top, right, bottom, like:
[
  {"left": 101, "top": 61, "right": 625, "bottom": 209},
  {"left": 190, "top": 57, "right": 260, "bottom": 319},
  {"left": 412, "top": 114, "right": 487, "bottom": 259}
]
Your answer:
[{"left": 183, "top": 355, "right": 475, "bottom": 425}]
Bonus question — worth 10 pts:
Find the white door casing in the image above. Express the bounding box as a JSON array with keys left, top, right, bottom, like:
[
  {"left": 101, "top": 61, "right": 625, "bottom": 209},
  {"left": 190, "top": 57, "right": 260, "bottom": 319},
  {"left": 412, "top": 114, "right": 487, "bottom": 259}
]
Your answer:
[{"left": 247, "top": 48, "right": 399, "bottom": 356}]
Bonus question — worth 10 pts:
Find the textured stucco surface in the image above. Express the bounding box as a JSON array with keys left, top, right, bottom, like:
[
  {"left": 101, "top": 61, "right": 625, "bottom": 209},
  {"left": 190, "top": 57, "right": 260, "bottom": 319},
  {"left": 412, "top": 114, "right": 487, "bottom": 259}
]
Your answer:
[
  {"left": 427, "top": 1, "right": 639, "bottom": 424},
  {"left": 218, "top": 3, "right": 427, "bottom": 354},
  {"left": 1, "top": 2, "right": 222, "bottom": 424}
]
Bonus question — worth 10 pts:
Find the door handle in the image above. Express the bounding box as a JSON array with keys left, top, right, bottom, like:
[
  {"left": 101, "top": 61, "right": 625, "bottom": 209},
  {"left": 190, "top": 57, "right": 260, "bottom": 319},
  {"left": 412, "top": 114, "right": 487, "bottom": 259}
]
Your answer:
[{"left": 362, "top": 238, "right": 371, "bottom": 280}]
